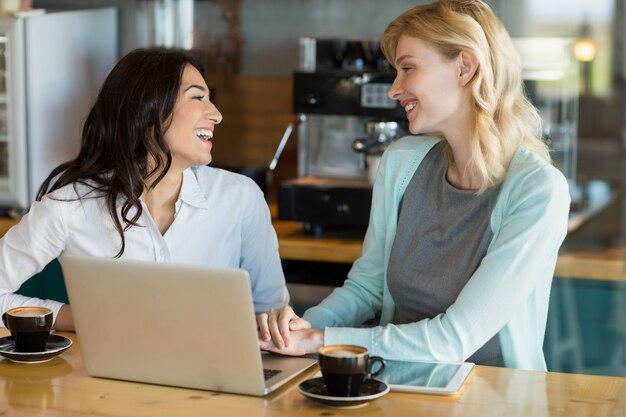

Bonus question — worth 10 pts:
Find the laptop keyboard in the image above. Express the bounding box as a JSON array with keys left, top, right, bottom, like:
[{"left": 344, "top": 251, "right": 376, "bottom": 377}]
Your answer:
[{"left": 263, "top": 368, "right": 282, "bottom": 380}]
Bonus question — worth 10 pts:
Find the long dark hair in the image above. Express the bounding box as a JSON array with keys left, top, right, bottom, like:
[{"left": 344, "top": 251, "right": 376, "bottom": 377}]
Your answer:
[{"left": 36, "top": 48, "right": 205, "bottom": 257}]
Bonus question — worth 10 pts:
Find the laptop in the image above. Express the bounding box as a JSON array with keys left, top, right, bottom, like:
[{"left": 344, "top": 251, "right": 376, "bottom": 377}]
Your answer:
[{"left": 59, "top": 254, "right": 317, "bottom": 396}]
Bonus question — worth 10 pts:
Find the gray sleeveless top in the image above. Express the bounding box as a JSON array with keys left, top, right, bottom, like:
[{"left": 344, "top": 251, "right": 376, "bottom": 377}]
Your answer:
[{"left": 387, "top": 142, "right": 504, "bottom": 366}]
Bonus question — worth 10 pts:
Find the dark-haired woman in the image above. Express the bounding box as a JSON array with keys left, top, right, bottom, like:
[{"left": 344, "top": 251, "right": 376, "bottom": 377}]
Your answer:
[{"left": 0, "top": 48, "right": 288, "bottom": 331}]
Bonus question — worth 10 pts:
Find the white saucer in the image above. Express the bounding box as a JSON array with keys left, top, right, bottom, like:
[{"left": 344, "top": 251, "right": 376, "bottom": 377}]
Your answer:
[
  {"left": 298, "top": 377, "right": 389, "bottom": 408},
  {"left": 0, "top": 334, "right": 72, "bottom": 363}
]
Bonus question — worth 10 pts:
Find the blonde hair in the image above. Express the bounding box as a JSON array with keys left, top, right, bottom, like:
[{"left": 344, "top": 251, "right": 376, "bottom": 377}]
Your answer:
[{"left": 381, "top": 0, "right": 550, "bottom": 191}]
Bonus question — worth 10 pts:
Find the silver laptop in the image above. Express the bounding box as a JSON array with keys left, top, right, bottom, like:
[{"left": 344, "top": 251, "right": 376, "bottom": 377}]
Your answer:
[{"left": 59, "top": 254, "right": 316, "bottom": 396}]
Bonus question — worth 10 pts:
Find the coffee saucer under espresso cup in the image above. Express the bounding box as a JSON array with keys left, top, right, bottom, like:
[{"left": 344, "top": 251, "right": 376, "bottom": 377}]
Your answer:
[
  {"left": 298, "top": 377, "right": 389, "bottom": 408},
  {"left": 0, "top": 334, "right": 72, "bottom": 363}
]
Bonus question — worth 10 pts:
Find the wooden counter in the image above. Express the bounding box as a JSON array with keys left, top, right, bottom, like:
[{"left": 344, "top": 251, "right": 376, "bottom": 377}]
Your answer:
[
  {"left": 273, "top": 220, "right": 364, "bottom": 263},
  {"left": 1, "top": 214, "right": 625, "bottom": 281},
  {"left": 1, "top": 330, "right": 624, "bottom": 417},
  {"left": 556, "top": 248, "right": 626, "bottom": 282},
  {"left": 0, "top": 217, "right": 16, "bottom": 237},
  {"left": 274, "top": 219, "right": 626, "bottom": 282}
]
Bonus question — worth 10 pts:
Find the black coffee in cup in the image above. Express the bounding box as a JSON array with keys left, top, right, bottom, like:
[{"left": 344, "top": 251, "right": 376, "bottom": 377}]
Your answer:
[
  {"left": 2, "top": 306, "right": 53, "bottom": 352},
  {"left": 318, "top": 344, "right": 385, "bottom": 397}
]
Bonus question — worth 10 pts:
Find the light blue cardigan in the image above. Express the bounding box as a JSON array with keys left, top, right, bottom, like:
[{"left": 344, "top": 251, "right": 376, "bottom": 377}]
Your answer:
[{"left": 303, "top": 136, "right": 570, "bottom": 371}]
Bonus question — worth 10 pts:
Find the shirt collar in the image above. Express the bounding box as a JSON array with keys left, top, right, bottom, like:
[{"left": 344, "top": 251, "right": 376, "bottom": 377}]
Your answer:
[{"left": 178, "top": 167, "right": 211, "bottom": 210}]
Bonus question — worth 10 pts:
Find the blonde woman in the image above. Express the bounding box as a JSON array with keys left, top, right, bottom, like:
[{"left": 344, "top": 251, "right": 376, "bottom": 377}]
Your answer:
[{"left": 257, "top": 0, "right": 569, "bottom": 371}]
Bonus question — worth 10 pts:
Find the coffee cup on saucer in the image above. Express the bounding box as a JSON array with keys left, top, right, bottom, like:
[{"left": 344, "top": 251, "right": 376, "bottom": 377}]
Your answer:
[
  {"left": 2, "top": 306, "right": 53, "bottom": 352},
  {"left": 318, "top": 344, "right": 386, "bottom": 397}
]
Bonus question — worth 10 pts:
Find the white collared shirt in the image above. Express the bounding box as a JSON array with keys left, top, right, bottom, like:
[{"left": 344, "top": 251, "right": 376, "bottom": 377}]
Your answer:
[{"left": 0, "top": 166, "right": 288, "bottom": 321}]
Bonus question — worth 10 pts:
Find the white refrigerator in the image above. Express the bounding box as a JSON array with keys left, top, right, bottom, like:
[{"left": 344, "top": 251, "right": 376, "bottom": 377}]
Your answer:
[{"left": 0, "top": 8, "right": 118, "bottom": 210}]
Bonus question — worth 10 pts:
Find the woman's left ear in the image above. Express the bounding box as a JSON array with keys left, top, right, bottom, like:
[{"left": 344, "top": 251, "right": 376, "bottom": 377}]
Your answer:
[{"left": 457, "top": 51, "right": 479, "bottom": 86}]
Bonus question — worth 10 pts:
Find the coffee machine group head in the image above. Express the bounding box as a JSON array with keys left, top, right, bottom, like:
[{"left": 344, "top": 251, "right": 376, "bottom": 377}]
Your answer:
[
  {"left": 293, "top": 38, "right": 407, "bottom": 179},
  {"left": 278, "top": 37, "right": 409, "bottom": 234}
]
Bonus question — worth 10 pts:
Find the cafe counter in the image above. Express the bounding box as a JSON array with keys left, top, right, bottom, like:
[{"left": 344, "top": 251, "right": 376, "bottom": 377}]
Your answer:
[
  {"left": 0, "top": 213, "right": 625, "bottom": 281},
  {"left": 1, "top": 330, "right": 625, "bottom": 416},
  {"left": 273, "top": 219, "right": 626, "bottom": 282}
]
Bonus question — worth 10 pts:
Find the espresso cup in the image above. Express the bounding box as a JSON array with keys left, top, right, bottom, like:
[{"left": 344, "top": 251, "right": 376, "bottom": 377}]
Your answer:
[
  {"left": 318, "top": 344, "right": 386, "bottom": 397},
  {"left": 2, "top": 306, "right": 53, "bottom": 352}
]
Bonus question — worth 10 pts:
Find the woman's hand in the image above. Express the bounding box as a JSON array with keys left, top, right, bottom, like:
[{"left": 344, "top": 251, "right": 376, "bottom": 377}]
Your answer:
[
  {"left": 256, "top": 306, "right": 311, "bottom": 349},
  {"left": 259, "top": 328, "right": 324, "bottom": 356},
  {"left": 52, "top": 304, "right": 75, "bottom": 331}
]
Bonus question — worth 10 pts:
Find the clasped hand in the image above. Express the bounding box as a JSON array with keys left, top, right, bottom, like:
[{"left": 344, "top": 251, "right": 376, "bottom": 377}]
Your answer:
[{"left": 256, "top": 306, "right": 323, "bottom": 356}]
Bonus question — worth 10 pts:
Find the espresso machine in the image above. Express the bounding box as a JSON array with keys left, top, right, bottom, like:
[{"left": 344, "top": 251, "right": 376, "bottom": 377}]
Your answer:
[{"left": 277, "top": 37, "right": 408, "bottom": 234}]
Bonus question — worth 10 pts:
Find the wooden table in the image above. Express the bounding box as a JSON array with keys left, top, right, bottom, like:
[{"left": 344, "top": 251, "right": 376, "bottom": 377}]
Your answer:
[{"left": 0, "top": 331, "right": 625, "bottom": 417}]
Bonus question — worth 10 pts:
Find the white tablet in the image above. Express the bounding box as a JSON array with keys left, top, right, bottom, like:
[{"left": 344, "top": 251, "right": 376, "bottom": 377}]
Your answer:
[{"left": 377, "top": 360, "right": 474, "bottom": 395}]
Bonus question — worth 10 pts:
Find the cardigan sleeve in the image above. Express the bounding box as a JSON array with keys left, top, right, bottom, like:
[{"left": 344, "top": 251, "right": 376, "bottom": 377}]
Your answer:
[
  {"left": 322, "top": 161, "right": 570, "bottom": 363},
  {"left": 302, "top": 147, "right": 392, "bottom": 329},
  {"left": 303, "top": 137, "right": 440, "bottom": 331}
]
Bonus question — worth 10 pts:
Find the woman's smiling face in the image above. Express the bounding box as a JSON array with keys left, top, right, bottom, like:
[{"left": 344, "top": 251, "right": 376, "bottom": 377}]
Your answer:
[
  {"left": 387, "top": 35, "right": 468, "bottom": 138},
  {"left": 163, "top": 64, "right": 223, "bottom": 171}
]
